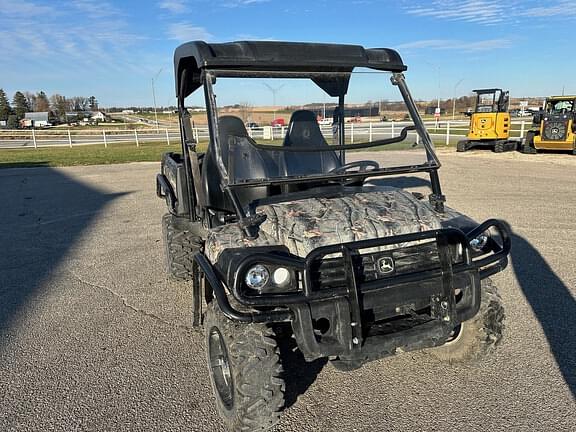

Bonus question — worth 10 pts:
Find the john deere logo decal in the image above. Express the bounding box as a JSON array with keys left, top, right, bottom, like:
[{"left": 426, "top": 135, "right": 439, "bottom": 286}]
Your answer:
[{"left": 377, "top": 256, "right": 395, "bottom": 274}]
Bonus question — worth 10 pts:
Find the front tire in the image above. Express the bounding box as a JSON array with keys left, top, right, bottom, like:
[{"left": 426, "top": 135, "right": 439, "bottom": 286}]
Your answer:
[
  {"left": 205, "top": 303, "right": 285, "bottom": 432},
  {"left": 426, "top": 279, "right": 504, "bottom": 363},
  {"left": 521, "top": 132, "right": 537, "bottom": 154}
]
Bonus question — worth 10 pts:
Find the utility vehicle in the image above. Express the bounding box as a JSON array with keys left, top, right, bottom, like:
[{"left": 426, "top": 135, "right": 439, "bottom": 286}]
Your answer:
[
  {"left": 522, "top": 95, "right": 576, "bottom": 154},
  {"left": 156, "top": 41, "right": 511, "bottom": 431},
  {"left": 457, "top": 88, "right": 519, "bottom": 152}
]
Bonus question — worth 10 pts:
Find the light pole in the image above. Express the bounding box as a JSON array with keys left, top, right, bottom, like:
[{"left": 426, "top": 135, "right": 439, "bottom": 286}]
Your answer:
[
  {"left": 263, "top": 83, "right": 284, "bottom": 121},
  {"left": 452, "top": 78, "right": 464, "bottom": 120},
  {"left": 425, "top": 61, "right": 441, "bottom": 128},
  {"left": 152, "top": 67, "right": 163, "bottom": 132}
]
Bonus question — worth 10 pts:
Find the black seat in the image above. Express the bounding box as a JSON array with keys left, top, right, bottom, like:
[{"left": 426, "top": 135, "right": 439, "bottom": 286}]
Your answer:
[
  {"left": 282, "top": 110, "right": 341, "bottom": 176},
  {"left": 201, "top": 116, "right": 278, "bottom": 214}
]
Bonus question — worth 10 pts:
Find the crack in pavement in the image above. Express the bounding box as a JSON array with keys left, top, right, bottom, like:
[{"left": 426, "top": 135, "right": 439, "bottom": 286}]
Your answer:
[{"left": 68, "top": 270, "right": 194, "bottom": 333}]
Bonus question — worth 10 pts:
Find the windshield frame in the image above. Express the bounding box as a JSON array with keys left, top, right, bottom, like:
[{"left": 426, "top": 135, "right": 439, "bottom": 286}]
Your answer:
[
  {"left": 474, "top": 90, "right": 499, "bottom": 113},
  {"left": 202, "top": 69, "right": 440, "bottom": 187},
  {"left": 545, "top": 98, "right": 575, "bottom": 114}
]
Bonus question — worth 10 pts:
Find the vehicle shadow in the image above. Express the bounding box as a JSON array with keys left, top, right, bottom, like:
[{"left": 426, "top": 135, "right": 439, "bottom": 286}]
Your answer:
[
  {"left": 508, "top": 227, "right": 576, "bottom": 398},
  {"left": 277, "top": 334, "right": 327, "bottom": 409},
  {"left": 0, "top": 166, "right": 124, "bottom": 337}
]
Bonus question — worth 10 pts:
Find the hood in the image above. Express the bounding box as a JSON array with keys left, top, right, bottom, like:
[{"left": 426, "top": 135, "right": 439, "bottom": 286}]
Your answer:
[{"left": 205, "top": 188, "right": 444, "bottom": 262}]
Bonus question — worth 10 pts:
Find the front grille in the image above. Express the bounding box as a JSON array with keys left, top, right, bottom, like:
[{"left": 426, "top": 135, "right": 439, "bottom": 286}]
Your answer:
[
  {"left": 309, "top": 257, "right": 348, "bottom": 290},
  {"left": 543, "top": 119, "right": 568, "bottom": 141},
  {"left": 309, "top": 241, "right": 452, "bottom": 290},
  {"left": 360, "top": 242, "right": 440, "bottom": 282}
]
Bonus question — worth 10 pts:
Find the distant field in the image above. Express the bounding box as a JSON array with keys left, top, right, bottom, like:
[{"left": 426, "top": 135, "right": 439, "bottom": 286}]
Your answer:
[
  {"left": 0, "top": 135, "right": 458, "bottom": 169},
  {"left": 0, "top": 141, "right": 205, "bottom": 169}
]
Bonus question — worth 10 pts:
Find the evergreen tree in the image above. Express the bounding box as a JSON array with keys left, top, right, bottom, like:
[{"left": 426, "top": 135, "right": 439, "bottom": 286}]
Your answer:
[
  {"left": 0, "top": 88, "right": 11, "bottom": 121},
  {"left": 7, "top": 115, "right": 19, "bottom": 129},
  {"left": 88, "top": 96, "right": 98, "bottom": 111},
  {"left": 12, "top": 91, "right": 30, "bottom": 119},
  {"left": 36, "top": 91, "right": 50, "bottom": 112}
]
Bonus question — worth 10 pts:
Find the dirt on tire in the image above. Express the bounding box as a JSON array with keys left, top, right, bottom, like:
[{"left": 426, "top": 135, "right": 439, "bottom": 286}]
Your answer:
[
  {"left": 425, "top": 278, "right": 505, "bottom": 363},
  {"left": 204, "top": 303, "right": 285, "bottom": 431}
]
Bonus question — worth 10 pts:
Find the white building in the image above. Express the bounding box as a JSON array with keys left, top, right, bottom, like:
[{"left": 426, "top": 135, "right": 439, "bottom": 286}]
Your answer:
[
  {"left": 21, "top": 112, "right": 51, "bottom": 128},
  {"left": 91, "top": 111, "right": 108, "bottom": 122}
]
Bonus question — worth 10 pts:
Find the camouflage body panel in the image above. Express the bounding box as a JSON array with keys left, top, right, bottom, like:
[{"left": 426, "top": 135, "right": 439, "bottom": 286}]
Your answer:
[{"left": 205, "top": 187, "right": 467, "bottom": 263}]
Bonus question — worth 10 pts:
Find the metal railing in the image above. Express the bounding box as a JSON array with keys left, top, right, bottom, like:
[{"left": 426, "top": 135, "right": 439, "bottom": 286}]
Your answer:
[{"left": 0, "top": 120, "right": 530, "bottom": 150}]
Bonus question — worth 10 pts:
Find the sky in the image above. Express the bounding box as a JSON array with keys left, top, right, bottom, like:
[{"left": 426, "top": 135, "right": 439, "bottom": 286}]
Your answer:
[{"left": 0, "top": 0, "right": 575, "bottom": 107}]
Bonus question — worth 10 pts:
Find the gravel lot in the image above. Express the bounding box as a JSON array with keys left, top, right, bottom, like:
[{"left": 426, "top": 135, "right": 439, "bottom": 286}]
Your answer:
[{"left": 1, "top": 150, "right": 575, "bottom": 431}]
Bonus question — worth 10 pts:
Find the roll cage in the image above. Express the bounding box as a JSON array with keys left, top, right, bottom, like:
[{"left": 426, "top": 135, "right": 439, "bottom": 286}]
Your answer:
[
  {"left": 173, "top": 41, "right": 446, "bottom": 237},
  {"left": 473, "top": 88, "right": 509, "bottom": 113},
  {"left": 544, "top": 96, "right": 576, "bottom": 114}
]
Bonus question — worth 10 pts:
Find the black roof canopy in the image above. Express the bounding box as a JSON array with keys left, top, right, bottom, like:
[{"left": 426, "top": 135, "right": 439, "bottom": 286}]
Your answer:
[
  {"left": 473, "top": 88, "right": 504, "bottom": 94},
  {"left": 174, "top": 40, "right": 407, "bottom": 99}
]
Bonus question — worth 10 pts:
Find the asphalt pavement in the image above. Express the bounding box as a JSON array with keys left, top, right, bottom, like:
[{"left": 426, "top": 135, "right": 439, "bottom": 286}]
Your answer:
[{"left": 0, "top": 149, "right": 575, "bottom": 431}]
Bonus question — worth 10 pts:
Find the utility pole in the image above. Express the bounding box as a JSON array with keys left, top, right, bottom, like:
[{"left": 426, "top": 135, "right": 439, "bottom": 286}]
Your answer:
[
  {"left": 452, "top": 78, "right": 464, "bottom": 120},
  {"left": 263, "top": 83, "right": 284, "bottom": 120},
  {"left": 425, "top": 61, "right": 441, "bottom": 128},
  {"left": 152, "top": 67, "right": 163, "bottom": 132}
]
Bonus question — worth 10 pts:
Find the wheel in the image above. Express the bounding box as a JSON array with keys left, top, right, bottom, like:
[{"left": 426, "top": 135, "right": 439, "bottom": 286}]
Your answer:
[
  {"left": 521, "top": 132, "right": 537, "bottom": 154},
  {"left": 205, "top": 303, "right": 285, "bottom": 431},
  {"left": 494, "top": 141, "right": 505, "bottom": 153},
  {"left": 456, "top": 140, "right": 469, "bottom": 152},
  {"left": 162, "top": 213, "right": 202, "bottom": 281},
  {"left": 504, "top": 141, "right": 519, "bottom": 152},
  {"left": 426, "top": 279, "right": 504, "bottom": 363}
]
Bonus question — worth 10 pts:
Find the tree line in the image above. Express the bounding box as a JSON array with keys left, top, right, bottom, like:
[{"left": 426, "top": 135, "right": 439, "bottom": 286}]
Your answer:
[{"left": 0, "top": 88, "right": 99, "bottom": 128}]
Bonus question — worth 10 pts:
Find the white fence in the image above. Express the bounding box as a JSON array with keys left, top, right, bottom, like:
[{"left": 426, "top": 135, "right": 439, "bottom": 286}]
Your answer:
[{"left": 0, "top": 120, "right": 530, "bottom": 150}]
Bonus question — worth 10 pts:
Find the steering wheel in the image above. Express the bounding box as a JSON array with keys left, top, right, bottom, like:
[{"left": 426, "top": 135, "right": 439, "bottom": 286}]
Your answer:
[{"left": 329, "top": 160, "right": 379, "bottom": 174}]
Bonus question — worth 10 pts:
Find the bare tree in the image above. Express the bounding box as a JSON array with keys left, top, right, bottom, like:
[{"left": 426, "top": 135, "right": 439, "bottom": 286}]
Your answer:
[
  {"left": 238, "top": 102, "right": 253, "bottom": 122},
  {"left": 70, "top": 96, "right": 89, "bottom": 112},
  {"left": 36, "top": 91, "right": 50, "bottom": 112},
  {"left": 50, "top": 94, "right": 69, "bottom": 122},
  {"left": 24, "top": 92, "right": 37, "bottom": 111}
]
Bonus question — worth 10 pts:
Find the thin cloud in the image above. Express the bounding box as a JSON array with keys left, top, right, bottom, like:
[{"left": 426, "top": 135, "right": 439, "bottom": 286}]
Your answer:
[
  {"left": 222, "top": 0, "right": 271, "bottom": 8},
  {"left": 0, "top": 0, "right": 54, "bottom": 16},
  {"left": 0, "top": 1, "right": 149, "bottom": 78},
  {"left": 519, "top": 1, "right": 576, "bottom": 17},
  {"left": 69, "top": 0, "right": 124, "bottom": 18},
  {"left": 159, "top": 0, "right": 188, "bottom": 13},
  {"left": 405, "top": 1, "right": 507, "bottom": 25},
  {"left": 403, "top": 0, "right": 576, "bottom": 25},
  {"left": 167, "top": 22, "right": 214, "bottom": 42},
  {"left": 397, "top": 38, "right": 513, "bottom": 52}
]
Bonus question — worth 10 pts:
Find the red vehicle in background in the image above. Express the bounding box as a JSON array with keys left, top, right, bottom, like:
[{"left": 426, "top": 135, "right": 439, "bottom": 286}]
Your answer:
[{"left": 270, "top": 118, "right": 285, "bottom": 127}]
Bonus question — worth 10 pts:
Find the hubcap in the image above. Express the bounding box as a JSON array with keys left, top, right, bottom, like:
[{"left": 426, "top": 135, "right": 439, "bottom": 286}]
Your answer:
[
  {"left": 444, "top": 323, "right": 463, "bottom": 345},
  {"left": 208, "top": 327, "right": 234, "bottom": 409}
]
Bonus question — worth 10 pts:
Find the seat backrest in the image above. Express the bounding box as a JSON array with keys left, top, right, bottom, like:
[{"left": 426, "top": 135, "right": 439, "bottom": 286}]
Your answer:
[
  {"left": 282, "top": 110, "right": 341, "bottom": 175},
  {"left": 201, "top": 116, "right": 278, "bottom": 214}
]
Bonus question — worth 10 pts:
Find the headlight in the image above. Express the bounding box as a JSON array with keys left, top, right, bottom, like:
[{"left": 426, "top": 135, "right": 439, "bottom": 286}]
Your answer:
[
  {"left": 243, "top": 264, "right": 297, "bottom": 294},
  {"left": 272, "top": 267, "right": 291, "bottom": 286},
  {"left": 245, "top": 265, "right": 270, "bottom": 290},
  {"left": 470, "top": 234, "right": 489, "bottom": 252}
]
